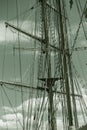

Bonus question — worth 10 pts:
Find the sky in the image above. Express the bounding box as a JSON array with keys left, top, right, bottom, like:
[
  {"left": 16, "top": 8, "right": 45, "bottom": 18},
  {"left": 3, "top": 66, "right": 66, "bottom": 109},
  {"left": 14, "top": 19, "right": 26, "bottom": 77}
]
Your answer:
[{"left": 0, "top": 0, "right": 87, "bottom": 130}]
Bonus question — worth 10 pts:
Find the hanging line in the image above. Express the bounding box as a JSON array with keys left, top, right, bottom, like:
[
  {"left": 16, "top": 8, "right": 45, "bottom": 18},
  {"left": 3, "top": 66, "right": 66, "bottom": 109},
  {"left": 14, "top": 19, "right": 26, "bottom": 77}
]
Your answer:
[
  {"left": 71, "top": 1, "right": 87, "bottom": 56},
  {"left": 16, "top": 0, "right": 25, "bottom": 130}
]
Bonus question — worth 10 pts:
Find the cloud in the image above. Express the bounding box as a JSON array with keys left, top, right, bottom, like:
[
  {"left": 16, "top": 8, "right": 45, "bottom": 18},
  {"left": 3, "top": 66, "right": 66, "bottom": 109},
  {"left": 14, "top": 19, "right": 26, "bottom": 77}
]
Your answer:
[
  {"left": 0, "top": 79, "right": 87, "bottom": 129},
  {"left": 2, "top": 106, "right": 13, "bottom": 113},
  {"left": 0, "top": 117, "right": 22, "bottom": 129},
  {"left": 16, "top": 96, "right": 48, "bottom": 114},
  {"left": 0, "top": 111, "right": 23, "bottom": 129},
  {"left": 2, "top": 113, "right": 22, "bottom": 121},
  {"left": 0, "top": 97, "right": 48, "bottom": 129}
]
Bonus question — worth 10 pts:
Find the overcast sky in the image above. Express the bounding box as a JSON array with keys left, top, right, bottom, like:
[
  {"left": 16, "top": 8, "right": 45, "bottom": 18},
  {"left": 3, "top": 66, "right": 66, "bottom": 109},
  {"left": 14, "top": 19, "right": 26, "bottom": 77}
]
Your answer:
[{"left": 0, "top": 0, "right": 87, "bottom": 130}]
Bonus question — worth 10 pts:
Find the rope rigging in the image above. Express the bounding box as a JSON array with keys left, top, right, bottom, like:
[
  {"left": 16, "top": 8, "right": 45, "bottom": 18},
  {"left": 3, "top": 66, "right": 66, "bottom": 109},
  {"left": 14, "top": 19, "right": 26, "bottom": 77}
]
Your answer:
[
  {"left": 75, "top": 0, "right": 87, "bottom": 41},
  {"left": 0, "top": 86, "right": 9, "bottom": 130},
  {"left": 7, "top": 2, "right": 39, "bottom": 22},
  {"left": 1, "top": 0, "right": 87, "bottom": 130},
  {"left": 71, "top": 1, "right": 87, "bottom": 56},
  {"left": 16, "top": 0, "right": 25, "bottom": 129},
  {"left": 1, "top": 84, "right": 23, "bottom": 128}
]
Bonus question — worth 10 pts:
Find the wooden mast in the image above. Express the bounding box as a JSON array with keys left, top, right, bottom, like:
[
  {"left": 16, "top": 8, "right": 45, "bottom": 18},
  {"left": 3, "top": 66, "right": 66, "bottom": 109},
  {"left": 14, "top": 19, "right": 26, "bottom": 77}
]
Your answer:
[
  {"left": 5, "top": 0, "right": 75, "bottom": 129},
  {"left": 57, "top": 0, "right": 73, "bottom": 128},
  {"left": 39, "top": 0, "right": 56, "bottom": 130}
]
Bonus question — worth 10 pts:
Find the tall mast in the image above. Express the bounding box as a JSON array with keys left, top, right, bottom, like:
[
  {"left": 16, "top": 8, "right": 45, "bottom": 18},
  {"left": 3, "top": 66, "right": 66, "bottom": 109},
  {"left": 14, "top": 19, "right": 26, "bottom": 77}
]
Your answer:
[
  {"left": 57, "top": 0, "right": 73, "bottom": 128},
  {"left": 39, "top": 0, "right": 56, "bottom": 130}
]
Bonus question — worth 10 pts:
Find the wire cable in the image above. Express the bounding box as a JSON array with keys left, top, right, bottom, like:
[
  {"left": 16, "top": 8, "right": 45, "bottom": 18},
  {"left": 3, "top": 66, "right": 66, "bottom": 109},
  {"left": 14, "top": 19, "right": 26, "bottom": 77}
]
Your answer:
[
  {"left": 71, "top": 1, "right": 87, "bottom": 56},
  {"left": 1, "top": 84, "right": 23, "bottom": 127},
  {"left": 75, "top": 0, "right": 87, "bottom": 40},
  {"left": 16, "top": 0, "right": 25, "bottom": 130},
  {"left": 0, "top": 87, "right": 8, "bottom": 130},
  {"left": 7, "top": 2, "right": 39, "bottom": 22}
]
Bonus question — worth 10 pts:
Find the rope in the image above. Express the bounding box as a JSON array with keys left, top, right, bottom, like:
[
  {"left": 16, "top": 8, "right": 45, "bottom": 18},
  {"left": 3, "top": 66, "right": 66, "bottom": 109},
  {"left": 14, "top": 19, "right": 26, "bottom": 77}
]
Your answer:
[
  {"left": 75, "top": 0, "right": 87, "bottom": 40},
  {"left": 1, "top": 28, "right": 7, "bottom": 80},
  {"left": 73, "top": 76, "right": 87, "bottom": 124},
  {"left": 71, "top": 1, "right": 87, "bottom": 56},
  {"left": 37, "top": 97, "right": 48, "bottom": 130},
  {"left": 0, "top": 87, "right": 8, "bottom": 130},
  {"left": 16, "top": 0, "right": 25, "bottom": 130},
  {"left": 7, "top": 2, "right": 39, "bottom": 22},
  {"left": 28, "top": 3, "right": 39, "bottom": 129},
  {"left": 1, "top": 84, "right": 23, "bottom": 127},
  {"left": 33, "top": 2, "right": 50, "bottom": 129},
  {"left": 73, "top": 65, "right": 87, "bottom": 115},
  {"left": 6, "top": 0, "right": 8, "bottom": 21}
]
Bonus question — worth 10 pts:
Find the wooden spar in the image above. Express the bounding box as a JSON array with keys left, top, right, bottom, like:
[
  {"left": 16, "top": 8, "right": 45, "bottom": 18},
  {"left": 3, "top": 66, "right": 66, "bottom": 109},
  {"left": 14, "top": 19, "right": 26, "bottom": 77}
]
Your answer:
[
  {"left": 5, "top": 22, "right": 44, "bottom": 43},
  {"left": 0, "top": 80, "right": 82, "bottom": 98}
]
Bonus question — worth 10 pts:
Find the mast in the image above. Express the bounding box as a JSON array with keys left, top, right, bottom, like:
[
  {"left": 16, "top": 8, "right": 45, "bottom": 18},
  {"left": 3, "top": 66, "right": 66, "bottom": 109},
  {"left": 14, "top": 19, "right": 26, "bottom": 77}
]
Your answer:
[
  {"left": 57, "top": 0, "right": 73, "bottom": 128},
  {"left": 5, "top": 0, "right": 73, "bottom": 129},
  {"left": 3, "top": 0, "right": 87, "bottom": 130},
  {"left": 39, "top": 0, "right": 56, "bottom": 130}
]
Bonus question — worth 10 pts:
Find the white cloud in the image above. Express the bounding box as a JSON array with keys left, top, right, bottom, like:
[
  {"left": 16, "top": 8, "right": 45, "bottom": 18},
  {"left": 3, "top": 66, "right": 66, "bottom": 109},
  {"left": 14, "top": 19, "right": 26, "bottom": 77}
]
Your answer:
[
  {"left": 0, "top": 119, "right": 21, "bottom": 129},
  {"left": 0, "top": 119, "right": 8, "bottom": 128},
  {"left": 2, "top": 106, "right": 13, "bottom": 113},
  {"left": 0, "top": 81, "right": 87, "bottom": 129},
  {"left": 2, "top": 113, "right": 22, "bottom": 121},
  {"left": 0, "top": 112, "right": 23, "bottom": 129},
  {"left": 0, "top": 120, "right": 22, "bottom": 129},
  {"left": 16, "top": 97, "right": 48, "bottom": 113}
]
